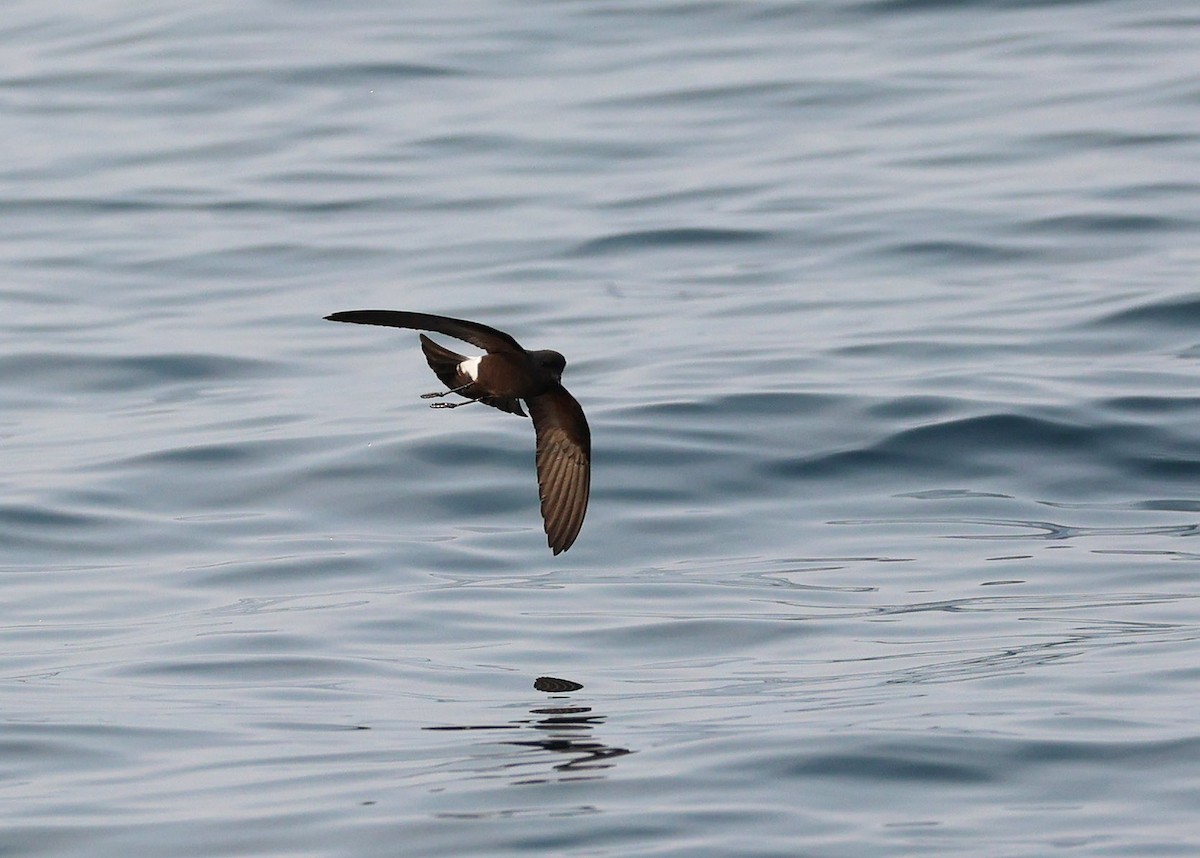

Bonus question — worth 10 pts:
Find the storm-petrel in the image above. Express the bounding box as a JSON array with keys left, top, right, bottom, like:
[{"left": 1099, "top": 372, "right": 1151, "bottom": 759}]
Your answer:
[{"left": 325, "top": 310, "right": 590, "bottom": 555}]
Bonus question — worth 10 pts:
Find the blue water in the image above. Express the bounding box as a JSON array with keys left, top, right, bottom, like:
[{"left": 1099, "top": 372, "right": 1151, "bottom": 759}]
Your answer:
[{"left": 4, "top": 1, "right": 1200, "bottom": 855}]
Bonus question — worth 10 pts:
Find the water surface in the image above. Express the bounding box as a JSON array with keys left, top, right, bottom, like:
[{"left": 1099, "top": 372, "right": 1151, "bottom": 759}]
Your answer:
[{"left": 3, "top": 1, "right": 1200, "bottom": 855}]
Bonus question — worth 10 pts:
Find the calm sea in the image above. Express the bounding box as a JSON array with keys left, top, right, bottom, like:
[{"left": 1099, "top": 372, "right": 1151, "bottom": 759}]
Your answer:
[{"left": 4, "top": 1, "right": 1199, "bottom": 855}]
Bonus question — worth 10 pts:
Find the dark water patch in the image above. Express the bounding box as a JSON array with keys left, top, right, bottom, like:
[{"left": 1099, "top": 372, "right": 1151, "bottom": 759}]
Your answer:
[
  {"left": 411, "top": 132, "right": 659, "bottom": 165},
  {"left": 1041, "top": 496, "right": 1200, "bottom": 516},
  {"left": 8, "top": 196, "right": 183, "bottom": 217},
  {"left": 858, "top": 0, "right": 1115, "bottom": 14},
  {"left": 129, "top": 241, "right": 390, "bottom": 278},
  {"left": 283, "top": 61, "right": 464, "bottom": 86},
  {"left": 1130, "top": 455, "right": 1200, "bottom": 482},
  {"left": 0, "top": 721, "right": 212, "bottom": 776},
  {"left": 306, "top": 455, "right": 410, "bottom": 485},
  {"left": 774, "top": 413, "right": 1103, "bottom": 482},
  {"left": 784, "top": 78, "right": 927, "bottom": 110},
  {"left": 1089, "top": 295, "right": 1200, "bottom": 330},
  {"left": 777, "top": 445, "right": 949, "bottom": 482},
  {"left": 594, "top": 80, "right": 797, "bottom": 109},
  {"left": 411, "top": 132, "right": 523, "bottom": 156},
  {"left": 1017, "top": 213, "right": 1187, "bottom": 235},
  {"left": 122, "top": 654, "right": 372, "bottom": 682},
  {"left": 601, "top": 182, "right": 768, "bottom": 211},
  {"left": 866, "top": 396, "right": 961, "bottom": 422},
  {"left": 0, "top": 352, "right": 276, "bottom": 395},
  {"left": 833, "top": 517, "right": 1200, "bottom": 542},
  {"left": 11, "top": 190, "right": 406, "bottom": 219},
  {"left": 3, "top": 184, "right": 326, "bottom": 221},
  {"left": 570, "top": 228, "right": 774, "bottom": 257},
  {"left": 1130, "top": 499, "right": 1200, "bottom": 513},
  {"left": 770, "top": 732, "right": 1200, "bottom": 790},
  {"left": 1098, "top": 395, "right": 1200, "bottom": 416},
  {"left": 1028, "top": 130, "right": 1196, "bottom": 153},
  {"left": 876, "top": 239, "right": 1039, "bottom": 266},
  {"left": 0, "top": 286, "right": 68, "bottom": 306},
  {"left": 836, "top": 341, "right": 963, "bottom": 361},
  {"left": 899, "top": 489, "right": 1014, "bottom": 500},
  {"left": 113, "top": 441, "right": 263, "bottom": 468},
  {"left": 96, "top": 436, "right": 339, "bottom": 516},
  {"left": 405, "top": 435, "right": 529, "bottom": 470},
  {"left": 0, "top": 502, "right": 114, "bottom": 535},
  {"left": 433, "top": 485, "right": 529, "bottom": 520},
  {"left": 1099, "top": 181, "right": 1200, "bottom": 201},
  {"left": 213, "top": 196, "right": 407, "bottom": 216},
  {"left": 889, "top": 413, "right": 1090, "bottom": 450},
  {"left": 0, "top": 497, "right": 162, "bottom": 559},
  {"left": 603, "top": 485, "right": 695, "bottom": 505},
  {"left": 1011, "top": 735, "right": 1200, "bottom": 766},
  {"left": 789, "top": 743, "right": 991, "bottom": 784}
]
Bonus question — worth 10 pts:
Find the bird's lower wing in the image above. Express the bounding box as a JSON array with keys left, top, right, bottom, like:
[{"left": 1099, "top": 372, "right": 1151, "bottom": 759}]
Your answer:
[{"left": 527, "top": 387, "right": 591, "bottom": 554}]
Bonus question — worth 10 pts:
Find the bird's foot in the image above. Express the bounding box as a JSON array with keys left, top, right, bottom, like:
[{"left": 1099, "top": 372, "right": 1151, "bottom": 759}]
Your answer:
[
  {"left": 430, "top": 399, "right": 478, "bottom": 409},
  {"left": 421, "top": 382, "right": 472, "bottom": 400}
]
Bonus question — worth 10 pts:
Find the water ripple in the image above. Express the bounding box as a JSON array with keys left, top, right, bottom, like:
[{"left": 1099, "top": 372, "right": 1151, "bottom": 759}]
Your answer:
[
  {"left": 0, "top": 352, "right": 275, "bottom": 394},
  {"left": 570, "top": 227, "right": 774, "bottom": 256},
  {"left": 830, "top": 517, "right": 1200, "bottom": 541}
]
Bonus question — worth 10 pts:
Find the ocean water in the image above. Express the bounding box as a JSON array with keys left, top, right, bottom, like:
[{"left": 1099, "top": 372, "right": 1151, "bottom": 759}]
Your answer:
[{"left": 4, "top": 1, "right": 1200, "bottom": 855}]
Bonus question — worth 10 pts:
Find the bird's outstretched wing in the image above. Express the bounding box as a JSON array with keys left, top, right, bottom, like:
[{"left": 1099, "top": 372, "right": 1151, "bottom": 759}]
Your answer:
[
  {"left": 526, "top": 386, "right": 591, "bottom": 554},
  {"left": 325, "top": 310, "right": 524, "bottom": 354}
]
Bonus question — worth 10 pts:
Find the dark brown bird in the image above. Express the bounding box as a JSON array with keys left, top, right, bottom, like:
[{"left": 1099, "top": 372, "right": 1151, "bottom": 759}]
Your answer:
[{"left": 325, "top": 310, "right": 590, "bottom": 554}]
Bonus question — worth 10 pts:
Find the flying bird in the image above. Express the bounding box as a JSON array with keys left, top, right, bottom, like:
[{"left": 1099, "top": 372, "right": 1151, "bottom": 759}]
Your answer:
[{"left": 325, "top": 310, "right": 590, "bottom": 554}]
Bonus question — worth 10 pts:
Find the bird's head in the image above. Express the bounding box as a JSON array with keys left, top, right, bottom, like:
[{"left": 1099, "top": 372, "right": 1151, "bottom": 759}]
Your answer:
[{"left": 531, "top": 349, "right": 567, "bottom": 380}]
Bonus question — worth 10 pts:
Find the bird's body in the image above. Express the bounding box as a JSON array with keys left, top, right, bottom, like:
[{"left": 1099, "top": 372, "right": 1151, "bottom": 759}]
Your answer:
[{"left": 325, "top": 310, "right": 590, "bottom": 555}]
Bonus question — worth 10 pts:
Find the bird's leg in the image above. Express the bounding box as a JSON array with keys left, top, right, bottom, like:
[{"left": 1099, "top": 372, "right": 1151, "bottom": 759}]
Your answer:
[
  {"left": 429, "top": 398, "right": 480, "bottom": 410},
  {"left": 421, "top": 383, "right": 472, "bottom": 400}
]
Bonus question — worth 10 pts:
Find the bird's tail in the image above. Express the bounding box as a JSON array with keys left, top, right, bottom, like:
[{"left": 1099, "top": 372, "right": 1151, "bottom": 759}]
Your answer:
[{"left": 418, "top": 334, "right": 468, "bottom": 390}]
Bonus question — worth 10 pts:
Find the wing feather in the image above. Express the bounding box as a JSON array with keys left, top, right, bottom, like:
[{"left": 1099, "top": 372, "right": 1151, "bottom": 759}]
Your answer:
[
  {"left": 325, "top": 310, "right": 524, "bottom": 354},
  {"left": 526, "top": 386, "right": 591, "bottom": 554}
]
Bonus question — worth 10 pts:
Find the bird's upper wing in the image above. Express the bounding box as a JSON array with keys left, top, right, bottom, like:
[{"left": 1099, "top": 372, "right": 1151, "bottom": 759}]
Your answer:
[
  {"left": 526, "top": 385, "right": 591, "bottom": 555},
  {"left": 324, "top": 310, "right": 524, "bottom": 354}
]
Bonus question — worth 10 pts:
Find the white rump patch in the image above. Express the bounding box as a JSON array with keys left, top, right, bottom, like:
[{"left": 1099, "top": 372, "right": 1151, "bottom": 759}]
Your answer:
[{"left": 458, "top": 356, "right": 482, "bottom": 381}]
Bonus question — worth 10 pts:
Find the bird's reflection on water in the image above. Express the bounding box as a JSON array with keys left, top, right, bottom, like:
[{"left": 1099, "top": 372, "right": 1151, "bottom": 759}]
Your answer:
[{"left": 423, "top": 676, "right": 632, "bottom": 784}]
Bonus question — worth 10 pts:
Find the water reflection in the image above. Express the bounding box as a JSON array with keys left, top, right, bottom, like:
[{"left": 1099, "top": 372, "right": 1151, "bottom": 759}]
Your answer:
[{"left": 423, "top": 676, "right": 633, "bottom": 786}]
